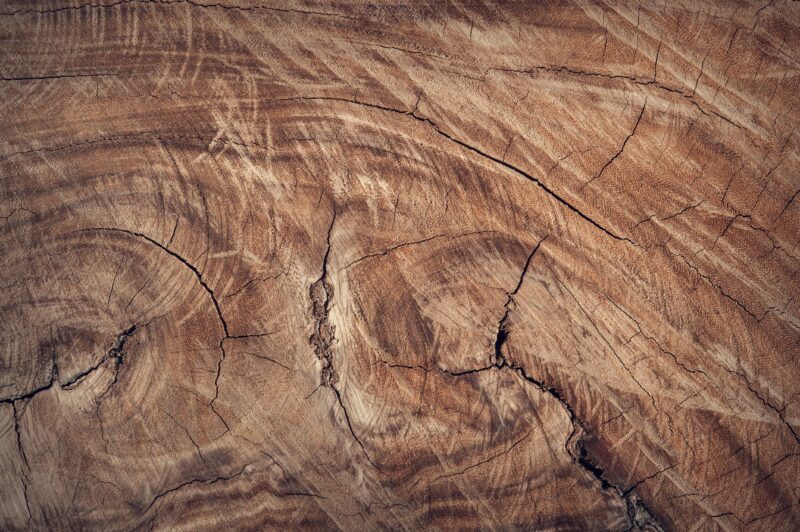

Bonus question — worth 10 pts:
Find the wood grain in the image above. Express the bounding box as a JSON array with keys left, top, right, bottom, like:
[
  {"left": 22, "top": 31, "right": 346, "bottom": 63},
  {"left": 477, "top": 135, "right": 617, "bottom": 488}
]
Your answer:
[{"left": 1, "top": 1, "right": 799, "bottom": 530}]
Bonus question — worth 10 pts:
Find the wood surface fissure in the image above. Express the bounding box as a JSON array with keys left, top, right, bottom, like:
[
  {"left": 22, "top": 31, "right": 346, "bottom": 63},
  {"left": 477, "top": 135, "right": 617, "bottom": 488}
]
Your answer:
[
  {"left": 440, "top": 236, "right": 664, "bottom": 530},
  {"left": 308, "top": 207, "right": 384, "bottom": 473},
  {"left": 2, "top": 1, "right": 800, "bottom": 529}
]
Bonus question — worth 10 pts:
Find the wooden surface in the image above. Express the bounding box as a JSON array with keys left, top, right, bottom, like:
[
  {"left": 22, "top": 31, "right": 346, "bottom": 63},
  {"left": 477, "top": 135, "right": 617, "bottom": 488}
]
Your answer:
[{"left": 1, "top": 1, "right": 799, "bottom": 530}]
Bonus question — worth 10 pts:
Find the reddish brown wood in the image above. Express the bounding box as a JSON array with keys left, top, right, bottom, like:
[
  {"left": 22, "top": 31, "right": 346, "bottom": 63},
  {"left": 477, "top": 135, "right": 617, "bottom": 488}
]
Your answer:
[{"left": 1, "top": 1, "right": 799, "bottom": 530}]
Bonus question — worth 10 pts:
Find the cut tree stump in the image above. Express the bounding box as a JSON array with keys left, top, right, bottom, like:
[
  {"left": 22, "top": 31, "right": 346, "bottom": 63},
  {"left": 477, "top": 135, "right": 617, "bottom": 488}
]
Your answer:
[{"left": 1, "top": 1, "right": 799, "bottom": 530}]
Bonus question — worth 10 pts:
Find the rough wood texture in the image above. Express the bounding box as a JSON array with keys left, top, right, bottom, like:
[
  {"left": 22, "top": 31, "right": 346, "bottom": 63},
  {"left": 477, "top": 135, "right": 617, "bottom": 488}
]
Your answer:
[{"left": 1, "top": 1, "right": 799, "bottom": 530}]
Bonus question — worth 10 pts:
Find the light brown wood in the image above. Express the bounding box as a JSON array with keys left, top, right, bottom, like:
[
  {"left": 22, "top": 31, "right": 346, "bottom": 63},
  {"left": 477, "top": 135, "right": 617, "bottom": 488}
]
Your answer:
[{"left": 1, "top": 1, "right": 799, "bottom": 530}]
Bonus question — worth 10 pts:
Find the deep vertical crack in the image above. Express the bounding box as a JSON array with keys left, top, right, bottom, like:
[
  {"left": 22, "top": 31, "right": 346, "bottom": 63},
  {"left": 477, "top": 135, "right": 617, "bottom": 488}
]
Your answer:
[
  {"left": 310, "top": 207, "right": 338, "bottom": 387},
  {"left": 210, "top": 340, "right": 231, "bottom": 434},
  {"left": 11, "top": 403, "right": 30, "bottom": 471},
  {"left": 308, "top": 207, "right": 384, "bottom": 473}
]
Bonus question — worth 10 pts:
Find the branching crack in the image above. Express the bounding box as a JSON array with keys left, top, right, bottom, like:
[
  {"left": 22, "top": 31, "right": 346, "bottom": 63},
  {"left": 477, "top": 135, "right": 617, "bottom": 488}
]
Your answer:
[
  {"left": 373, "top": 235, "right": 663, "bottom": 527},
  {"left": 72, "top": 227, "right": 234, "bottom": 432},
  {"left": 1, "top": 324, "right": 140, "bottom": 405},
  {"left": 439, "top": 353, "right": 664, "bottom": 530},
  {"left": 4, "top": 324, "right": 139, "bottom": 524},
  {"left": 65, "top": 324, "right": 140, "bottom": 391},
  {"left": 425, "top": 236, "right": 665, "bottom": 530}
]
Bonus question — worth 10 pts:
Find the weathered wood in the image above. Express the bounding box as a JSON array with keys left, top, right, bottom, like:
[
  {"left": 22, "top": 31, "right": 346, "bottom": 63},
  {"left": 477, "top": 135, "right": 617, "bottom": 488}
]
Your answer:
[{"left": 1, "top": 1, "right": 799, "bottom": 530}]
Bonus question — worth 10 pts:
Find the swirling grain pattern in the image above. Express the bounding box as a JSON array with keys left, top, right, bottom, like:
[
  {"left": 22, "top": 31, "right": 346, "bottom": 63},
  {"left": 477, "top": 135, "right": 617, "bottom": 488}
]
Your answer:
[{"left": 1, "top": 1, "right": 799, "bottom": 530}]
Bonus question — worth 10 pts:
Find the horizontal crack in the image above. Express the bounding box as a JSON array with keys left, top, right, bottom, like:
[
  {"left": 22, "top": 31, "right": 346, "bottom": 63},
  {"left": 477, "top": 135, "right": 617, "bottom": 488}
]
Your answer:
[
  {"left": 1, "top": 324, "right": 141, "bottom": 404},
  {"left": 0, "top": 0, "right": 359, "bottom": 20},
  {"left": 0, "top": 73, "right": 116, "bottom": 81},
  {"left": 339, "top": 229, "right": 505, "bottom": 271},
  {"left": 485, "top": 64, "right": 746, "bottom": 132}
]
